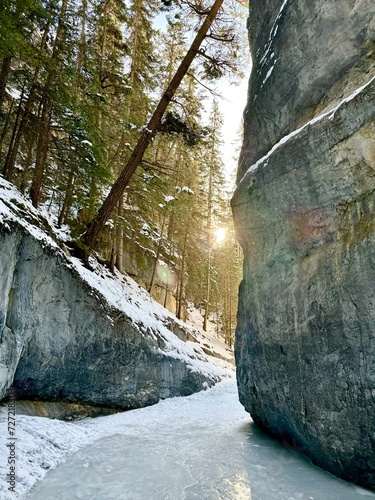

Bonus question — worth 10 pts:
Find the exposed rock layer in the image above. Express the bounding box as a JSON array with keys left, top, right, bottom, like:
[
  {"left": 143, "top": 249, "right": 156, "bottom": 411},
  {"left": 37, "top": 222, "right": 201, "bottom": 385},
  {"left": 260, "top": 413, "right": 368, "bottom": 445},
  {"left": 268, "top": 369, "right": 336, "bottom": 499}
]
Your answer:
[
  {"left": 0, "top": 202, "right": 223, "bottom": 411},
  {"left": 233, "top": 0, "right": 375, "bottom": 490}
]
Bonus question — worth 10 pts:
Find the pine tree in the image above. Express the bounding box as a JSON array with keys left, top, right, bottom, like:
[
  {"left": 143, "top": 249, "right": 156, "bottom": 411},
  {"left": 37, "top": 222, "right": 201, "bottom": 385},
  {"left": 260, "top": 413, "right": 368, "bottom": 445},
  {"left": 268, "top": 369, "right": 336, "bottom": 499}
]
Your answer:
[{"left": 79, "top": 0, "right": 226, "bottom": 258}]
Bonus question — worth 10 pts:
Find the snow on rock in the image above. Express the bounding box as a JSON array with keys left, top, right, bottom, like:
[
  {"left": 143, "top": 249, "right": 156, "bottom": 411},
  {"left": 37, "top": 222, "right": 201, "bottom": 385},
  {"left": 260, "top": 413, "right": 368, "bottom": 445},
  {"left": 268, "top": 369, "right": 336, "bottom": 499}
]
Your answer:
[
  {"left": 259, "top": 0, "right": 289, "bottom": 68},
  {"left": 239, "top": 75, "right": 375, "bottom": 185}
]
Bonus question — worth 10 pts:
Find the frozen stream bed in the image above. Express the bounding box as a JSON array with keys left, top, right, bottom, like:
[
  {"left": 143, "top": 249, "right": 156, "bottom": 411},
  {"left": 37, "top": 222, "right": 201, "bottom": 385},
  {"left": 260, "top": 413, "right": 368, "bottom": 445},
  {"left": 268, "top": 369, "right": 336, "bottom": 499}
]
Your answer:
[{"left": 16, "top": 379, "right": 375, "bottom": 499}]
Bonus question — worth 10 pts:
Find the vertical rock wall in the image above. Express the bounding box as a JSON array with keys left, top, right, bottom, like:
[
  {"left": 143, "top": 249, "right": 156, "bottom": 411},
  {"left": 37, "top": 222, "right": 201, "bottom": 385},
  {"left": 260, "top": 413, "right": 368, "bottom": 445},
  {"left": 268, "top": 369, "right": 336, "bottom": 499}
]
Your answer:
[{"left": 232, "top": 0, "right": 375, "bottom": 489}]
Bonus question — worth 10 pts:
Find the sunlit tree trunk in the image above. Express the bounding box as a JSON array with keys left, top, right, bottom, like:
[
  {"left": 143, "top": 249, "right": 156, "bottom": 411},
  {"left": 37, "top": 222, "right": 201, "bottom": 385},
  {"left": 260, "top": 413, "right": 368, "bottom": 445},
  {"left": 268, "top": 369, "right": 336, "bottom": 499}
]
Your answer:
[{"left": 177, "top": 227, "right": 188, "bottom": 320}]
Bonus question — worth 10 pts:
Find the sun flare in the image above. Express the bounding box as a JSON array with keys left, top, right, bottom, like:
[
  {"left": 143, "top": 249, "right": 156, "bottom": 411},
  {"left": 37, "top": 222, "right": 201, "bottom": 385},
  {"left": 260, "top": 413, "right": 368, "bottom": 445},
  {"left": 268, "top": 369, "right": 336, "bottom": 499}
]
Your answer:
[{"left": 214, "top": 227, "right": 227, "bottom": 244}]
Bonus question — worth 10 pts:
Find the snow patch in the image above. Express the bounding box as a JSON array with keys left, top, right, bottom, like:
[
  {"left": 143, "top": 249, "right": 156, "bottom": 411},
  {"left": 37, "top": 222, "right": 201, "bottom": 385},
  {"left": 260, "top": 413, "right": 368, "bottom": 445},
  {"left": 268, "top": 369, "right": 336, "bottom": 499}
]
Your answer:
[
  {"left": 240, "top": 75, "right": 375, "bottom": 184},
  {"left": 259, "top": 0, "right": 289, "bottom": 68}
]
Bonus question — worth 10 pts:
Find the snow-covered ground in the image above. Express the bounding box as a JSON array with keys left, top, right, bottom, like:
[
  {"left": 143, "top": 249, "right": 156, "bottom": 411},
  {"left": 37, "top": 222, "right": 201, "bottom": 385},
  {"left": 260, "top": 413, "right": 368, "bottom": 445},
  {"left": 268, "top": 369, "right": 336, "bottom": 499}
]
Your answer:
[{"left": 0, "top": 379, "right": 373, "bottom": 499}]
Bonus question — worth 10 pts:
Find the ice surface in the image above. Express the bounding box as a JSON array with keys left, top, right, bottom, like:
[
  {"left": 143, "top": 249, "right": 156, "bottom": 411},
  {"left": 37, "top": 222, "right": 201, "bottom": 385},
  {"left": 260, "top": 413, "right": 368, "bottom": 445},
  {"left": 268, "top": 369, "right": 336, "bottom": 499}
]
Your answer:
[{"left": 23, "top": 380, "right": 374, "bottom": 500}]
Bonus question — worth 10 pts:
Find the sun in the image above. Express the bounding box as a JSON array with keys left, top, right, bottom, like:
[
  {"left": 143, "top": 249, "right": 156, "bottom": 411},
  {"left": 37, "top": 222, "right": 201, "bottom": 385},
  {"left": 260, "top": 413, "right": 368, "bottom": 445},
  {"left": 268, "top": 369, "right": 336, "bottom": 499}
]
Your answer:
[{"left": 214, "top": 227, "right": 227, "bottom": 244}]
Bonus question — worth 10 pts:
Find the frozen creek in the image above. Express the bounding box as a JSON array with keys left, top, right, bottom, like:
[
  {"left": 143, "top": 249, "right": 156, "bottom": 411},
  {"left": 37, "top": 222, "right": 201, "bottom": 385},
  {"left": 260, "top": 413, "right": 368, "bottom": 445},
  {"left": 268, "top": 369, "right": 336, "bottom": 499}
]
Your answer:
[{"left": 25, "top": 379, "right": 374, "bottom": 500}]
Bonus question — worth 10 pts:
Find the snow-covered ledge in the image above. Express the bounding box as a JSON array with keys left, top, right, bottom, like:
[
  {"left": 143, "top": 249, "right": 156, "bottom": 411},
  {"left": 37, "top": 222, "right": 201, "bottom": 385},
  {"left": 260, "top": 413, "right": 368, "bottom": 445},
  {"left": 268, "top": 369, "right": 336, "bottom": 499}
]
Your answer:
[{"left": 0, "top": 178, "right": 233, "bottom": 410}]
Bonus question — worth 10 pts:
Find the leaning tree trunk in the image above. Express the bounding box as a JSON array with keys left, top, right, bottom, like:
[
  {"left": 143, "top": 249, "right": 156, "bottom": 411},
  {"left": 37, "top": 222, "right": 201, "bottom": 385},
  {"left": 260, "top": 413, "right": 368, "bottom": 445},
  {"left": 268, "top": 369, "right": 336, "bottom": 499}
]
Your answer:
[{"left": 80, "top": 0, "right": 225, "bottom": 259}]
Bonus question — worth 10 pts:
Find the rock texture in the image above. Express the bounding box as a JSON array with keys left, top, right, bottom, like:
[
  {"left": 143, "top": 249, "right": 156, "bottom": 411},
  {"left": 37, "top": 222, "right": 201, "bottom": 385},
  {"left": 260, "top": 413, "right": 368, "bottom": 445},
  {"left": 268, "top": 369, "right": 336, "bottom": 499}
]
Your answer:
[
  {"left": 0, "top": 188, "right": 225, "bottom": 411},
  {"left": 232, "top": 0, "right": 375, "bottom": 490}
]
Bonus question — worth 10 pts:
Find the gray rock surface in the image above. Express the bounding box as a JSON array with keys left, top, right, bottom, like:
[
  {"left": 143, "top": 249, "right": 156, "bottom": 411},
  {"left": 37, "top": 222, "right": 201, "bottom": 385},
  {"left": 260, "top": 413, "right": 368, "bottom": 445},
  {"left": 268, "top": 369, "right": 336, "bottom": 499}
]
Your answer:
[
  {"left": 0, "top": 197, "right": 224, "bottom": 411},
  {"left": 239, "top": 0, "right": 375, "bottom": 180},
  {"left": 232, "top": 0, "right": 375, "bottom": 490}
]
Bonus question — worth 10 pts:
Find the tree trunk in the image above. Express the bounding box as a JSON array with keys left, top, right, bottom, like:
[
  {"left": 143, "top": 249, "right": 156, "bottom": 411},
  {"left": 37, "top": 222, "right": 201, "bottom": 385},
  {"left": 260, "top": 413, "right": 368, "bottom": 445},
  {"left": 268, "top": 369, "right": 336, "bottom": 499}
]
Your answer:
[
  {"left": 0, "top": 3, "right": 23, "bottom": 112},
  {"left": 2, "top": 86, "right": 25, "bottom": 180},
  {"left": 29, "top": 100, "right": 51, "bottom": 207},
  {"left": 20, "top": 129, "right": 36, "bottom": 193},
  {"left": 0, "top": 97, "right": 15, "bottom": 153},
  {"left": 203, "top": 244, "right": 211, "bottom": 331},
  {"left": 203, "top": 152, "right": 214, "bottom": 331},
  {"left": 2, "top": 24, "right": 49, "bottom": 180},
  {"left": 81, "top": 0, "right": 225, "bottom": 258},
  {"left": 148, "top": 211, "right": 167, "bottom": 294},
  {"left": 177, "top": 227, "right": 188, "bottom": 320},
  {"left": 29, "top": 0, "right": 68, "bottom": 206},
  {"left": 115, "top": 196, "right": 124, "bottom": 273},
  {"left": 58, "top": 166, "right": 75, "bottom": 227},
  {"left": 0, "top": 57, "right": 12, "bottom": 113},
  {"left": 3, "top": 77, "right": 38, "bottom": 180}
]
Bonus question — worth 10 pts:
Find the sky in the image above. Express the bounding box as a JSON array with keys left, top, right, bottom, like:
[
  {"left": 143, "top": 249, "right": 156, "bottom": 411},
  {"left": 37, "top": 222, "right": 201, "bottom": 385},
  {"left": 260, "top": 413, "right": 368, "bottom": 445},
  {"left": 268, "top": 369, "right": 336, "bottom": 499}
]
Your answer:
[{"left": 217, "top": 77, "right": 249, "bottom": 186}]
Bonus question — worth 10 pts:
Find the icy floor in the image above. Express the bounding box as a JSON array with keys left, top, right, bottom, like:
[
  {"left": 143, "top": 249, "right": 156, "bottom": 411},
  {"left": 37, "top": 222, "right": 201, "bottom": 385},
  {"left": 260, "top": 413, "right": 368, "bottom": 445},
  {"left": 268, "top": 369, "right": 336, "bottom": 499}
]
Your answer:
[{"left": 24, "top": 379, "right": 374, "bottom": 500}]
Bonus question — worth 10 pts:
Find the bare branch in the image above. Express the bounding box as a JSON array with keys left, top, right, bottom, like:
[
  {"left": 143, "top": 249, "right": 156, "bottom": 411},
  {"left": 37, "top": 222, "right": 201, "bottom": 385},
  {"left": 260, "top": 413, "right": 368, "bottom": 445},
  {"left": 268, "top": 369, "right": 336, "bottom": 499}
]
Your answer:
[
  {"left": 186, "top": 72, "right": 221, "bottom": 96},
  {"left": 205, "top": 31, "right": 236, "bottom": 43}
]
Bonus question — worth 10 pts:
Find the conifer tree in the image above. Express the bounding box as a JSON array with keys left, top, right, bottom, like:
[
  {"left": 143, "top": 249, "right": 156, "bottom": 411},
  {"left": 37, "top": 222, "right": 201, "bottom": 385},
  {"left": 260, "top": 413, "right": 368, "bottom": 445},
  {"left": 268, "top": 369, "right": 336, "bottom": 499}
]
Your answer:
[{"left": 79, "top": 0, "right": 226, "bottom": 258}]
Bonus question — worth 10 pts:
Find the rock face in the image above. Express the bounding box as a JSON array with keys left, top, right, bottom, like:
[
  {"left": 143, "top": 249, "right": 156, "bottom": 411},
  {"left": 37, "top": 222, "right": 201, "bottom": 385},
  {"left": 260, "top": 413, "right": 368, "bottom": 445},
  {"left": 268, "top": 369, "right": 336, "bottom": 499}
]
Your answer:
[
  {"left": 0, "top": 189, "right": 224, "bottom": 411},
  {"left": 232, "top": 0, "right": 375, "bottom": 490}
]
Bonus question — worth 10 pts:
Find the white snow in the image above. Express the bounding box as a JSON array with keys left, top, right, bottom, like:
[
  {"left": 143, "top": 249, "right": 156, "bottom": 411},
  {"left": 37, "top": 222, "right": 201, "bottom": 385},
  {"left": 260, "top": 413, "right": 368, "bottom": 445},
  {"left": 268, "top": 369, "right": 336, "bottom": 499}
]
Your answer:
[
  {"left": 0, "top": 178, "right": 60, "bottom": 249},
  {"left": 164, "top": 195, "right": 175, "bottom": 204},
  {"left": 1, "top": 379, "right": 373, "bottom": 499},
  {"left": 261, "top": 63, "right": 276, "bottom": 87},
  {"left": 185, "top": 304, "right": 234, "bottom": 363},
  {"left": 5, "top": 86, "right": 22, "bottom": 100},
  {"left": 177, "top": 186, "right": 194, "bottom": 195},
  {"left": 259, "top": 0, "right": 289, "bottom": 68},
  {"left": 140, "top": 222, "right": 151, "bottom": 234},
  {"left": 239, "top": 75, "right": 375, "bottom": 184}
]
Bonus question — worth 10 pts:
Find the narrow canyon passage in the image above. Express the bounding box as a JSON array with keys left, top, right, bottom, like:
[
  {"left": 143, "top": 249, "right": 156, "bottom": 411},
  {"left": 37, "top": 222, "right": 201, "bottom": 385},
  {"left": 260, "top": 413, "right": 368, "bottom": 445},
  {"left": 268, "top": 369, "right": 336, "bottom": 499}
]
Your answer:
[{"left": 26, "top": 379, "right": 373, "bottom": 500}]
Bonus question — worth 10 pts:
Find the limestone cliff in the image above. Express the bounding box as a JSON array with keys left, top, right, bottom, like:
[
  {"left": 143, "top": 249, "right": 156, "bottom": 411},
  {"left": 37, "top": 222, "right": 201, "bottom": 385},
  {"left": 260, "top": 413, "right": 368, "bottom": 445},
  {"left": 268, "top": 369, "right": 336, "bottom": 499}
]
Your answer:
[
  {"left": 232, "top": 0, "right": 375, "bottom": 490},
  {"left": 0, "top": 180, "right": 230, "bottom": 412}
]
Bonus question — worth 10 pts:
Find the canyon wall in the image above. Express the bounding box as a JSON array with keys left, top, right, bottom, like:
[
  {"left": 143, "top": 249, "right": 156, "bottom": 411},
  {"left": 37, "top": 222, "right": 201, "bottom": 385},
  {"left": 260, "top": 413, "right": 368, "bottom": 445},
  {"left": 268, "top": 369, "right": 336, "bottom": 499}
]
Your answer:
[
  {"left": 232, "top": 0, "right": 375, "bottom": 489},
  {"left": 0, "top": 187, "right": 224, "bottom": 412}
]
